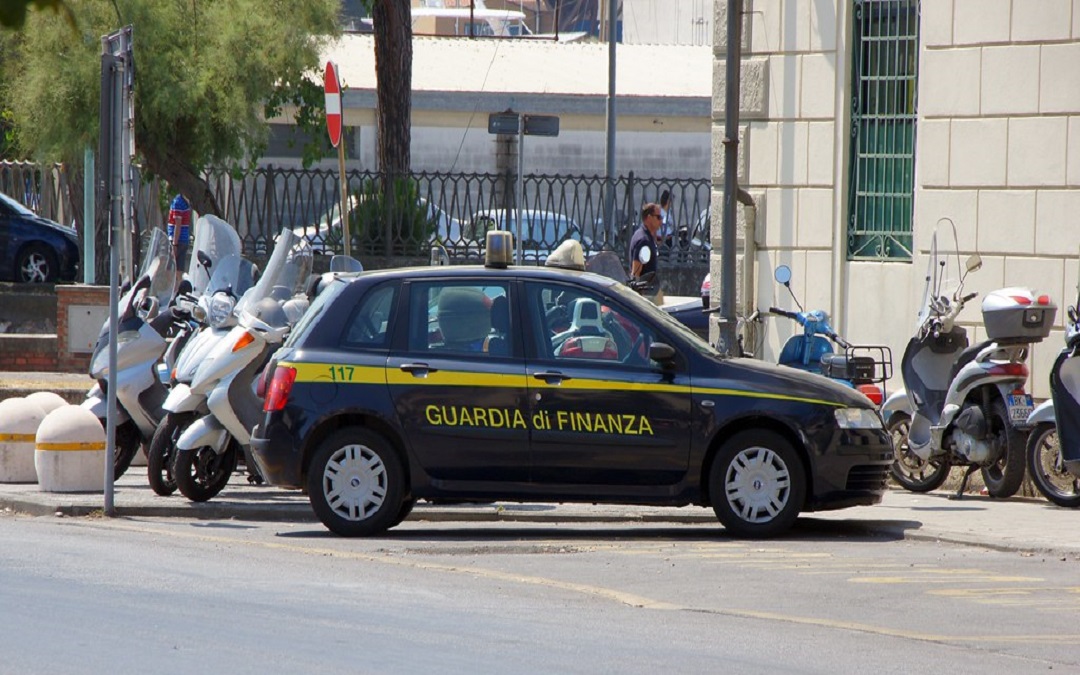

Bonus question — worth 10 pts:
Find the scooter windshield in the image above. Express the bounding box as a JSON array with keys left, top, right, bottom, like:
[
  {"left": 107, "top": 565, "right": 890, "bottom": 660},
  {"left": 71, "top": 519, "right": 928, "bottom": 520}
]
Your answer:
[
  {"left": 139, "top": 228, "right": 177, "bottom": 311},
  {"left": 916, "top": 221, "right": 965, "bottom": 330},
  {"left": 237, "top": 228, "right": 313, "bottom": 317},
  {"left": 187, "top": 215, "right": 243, "bottom": 297}
]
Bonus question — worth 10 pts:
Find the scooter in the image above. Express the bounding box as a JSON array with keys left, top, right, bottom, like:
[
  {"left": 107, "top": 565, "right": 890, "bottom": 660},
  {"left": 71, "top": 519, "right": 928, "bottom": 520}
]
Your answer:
[
  {"left": 1024, "top": 278, "right": 1080, "bottom": 508},
  {"left": 171, "top": 228, "right": 312, "bottom": 502},
  {"left": 82, "top": 228, "right": 180, "bottom": 479},
  {"left": 145, "top": 216, "right": 257, "bottom": 496},
  {"left": 768, "top": 265, "right": 892, "bottom": 405},
  {"left": 882, "top": 219, "right": 1056, "bottom": 498}
]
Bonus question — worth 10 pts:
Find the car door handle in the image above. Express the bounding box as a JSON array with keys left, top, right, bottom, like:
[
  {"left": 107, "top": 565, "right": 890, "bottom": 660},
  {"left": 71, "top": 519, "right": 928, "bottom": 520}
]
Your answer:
[
  {"left": 400, "top": 363, "right": 437, "bottom": 377},
  {"left": 533, "top": 371, "right": 570, "bottom": 384}
]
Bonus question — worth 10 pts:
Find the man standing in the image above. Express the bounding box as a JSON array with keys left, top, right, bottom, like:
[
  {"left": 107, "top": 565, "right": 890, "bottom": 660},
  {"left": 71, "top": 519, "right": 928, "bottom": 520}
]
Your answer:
[
  {"left": 166, "top": 194, "right": 191, "bottom": 291},
  {"left": 629, "top": 202, "right": 663, "bottom": 303}
]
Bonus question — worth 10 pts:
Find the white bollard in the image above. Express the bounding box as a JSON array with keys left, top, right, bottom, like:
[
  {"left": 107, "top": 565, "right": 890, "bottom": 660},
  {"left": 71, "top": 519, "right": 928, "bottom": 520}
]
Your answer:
[
  {"left": 0, "top": 398, "right": 47, "bottom": 483},
  {"left": 26, "top": 391, "right": 70, "bottom": 415},
  {"left": 35, "top": 405, "right": 106, "bottom": 493}
]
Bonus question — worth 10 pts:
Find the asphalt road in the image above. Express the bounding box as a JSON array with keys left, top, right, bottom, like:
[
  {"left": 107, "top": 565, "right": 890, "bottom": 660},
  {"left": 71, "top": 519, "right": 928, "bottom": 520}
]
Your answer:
[{"left": 1, "top": 511, "right": 1076, "bottom": 674}]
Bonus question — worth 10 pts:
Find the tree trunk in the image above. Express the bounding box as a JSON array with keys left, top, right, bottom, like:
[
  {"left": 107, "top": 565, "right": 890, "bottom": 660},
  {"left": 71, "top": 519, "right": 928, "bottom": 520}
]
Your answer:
[
  {"left": 137, "top": 132, "right": 222, "bottom": 218},
  {"left": 372, "top": 0, "right": 412, "bottom": 177}
]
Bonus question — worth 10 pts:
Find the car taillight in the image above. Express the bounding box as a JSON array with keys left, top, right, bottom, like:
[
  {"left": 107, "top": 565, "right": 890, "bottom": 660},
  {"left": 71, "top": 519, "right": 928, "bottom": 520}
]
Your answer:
[
  {"left": 263, "top": 366, "right": 297, "bottom": 412},
  {"left": 856, "top": 384, "right": 883, "bottom": 406}
]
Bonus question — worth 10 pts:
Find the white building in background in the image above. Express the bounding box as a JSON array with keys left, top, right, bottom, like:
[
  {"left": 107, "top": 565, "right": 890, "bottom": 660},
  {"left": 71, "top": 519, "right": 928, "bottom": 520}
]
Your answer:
[{"left": 711, "top": 0, "right": 1080, "bottom": 398}]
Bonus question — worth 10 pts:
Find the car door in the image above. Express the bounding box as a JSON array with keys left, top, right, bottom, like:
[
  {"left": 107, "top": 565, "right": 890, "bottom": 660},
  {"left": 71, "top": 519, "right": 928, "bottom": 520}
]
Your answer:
[
  {"left": 386, "top": 277, "right": 531, "bottom": 483},
  {"left": 522, "top": 279, "right": 692, "bottom": 488}
]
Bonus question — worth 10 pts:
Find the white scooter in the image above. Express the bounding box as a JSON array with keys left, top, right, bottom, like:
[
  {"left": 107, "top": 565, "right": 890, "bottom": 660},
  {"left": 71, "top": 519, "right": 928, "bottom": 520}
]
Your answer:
[
  {"left": 1025, "top": 271, "right": 1080, "bottom": 508},
  {"left": 82, "top": 228, "right": 178, "bottom": 479},
  {"left": 882, "top": 219, "right": 1056, "bottom": 498},
  {"left": 146, "top": 215, "right": 255, "bottom": 496},
  {"left": 172, "top": 228, "right": 312, "bottom": 502}
]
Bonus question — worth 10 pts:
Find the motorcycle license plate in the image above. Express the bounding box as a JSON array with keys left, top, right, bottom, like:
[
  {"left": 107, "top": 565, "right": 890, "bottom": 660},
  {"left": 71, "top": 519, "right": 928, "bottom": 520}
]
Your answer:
[{"left": 1006, "top": 393, "right": 1034, "bottom": 425}]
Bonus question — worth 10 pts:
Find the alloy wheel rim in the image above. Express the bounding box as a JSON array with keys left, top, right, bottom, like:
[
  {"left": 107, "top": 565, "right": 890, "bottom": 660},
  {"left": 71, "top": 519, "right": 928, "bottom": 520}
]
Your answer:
[
  {"left": 323, "top": 444, "right": 387, "bottom": 522},
  {"left": 22, "top": 253, "right": 47, "bottom": 282},
  {"left": 724, "top": 446, "right": 790, "bottom": 524},
  {"left": 1034, "top": 428, "right": 1080, "bottom": 497}
]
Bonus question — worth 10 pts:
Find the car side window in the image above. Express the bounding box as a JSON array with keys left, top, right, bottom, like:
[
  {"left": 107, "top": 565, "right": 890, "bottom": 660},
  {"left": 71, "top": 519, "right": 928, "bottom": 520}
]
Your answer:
[
  {"left": 407, "top": 281, "right": 513, "bottom": 357},
  {"left": 341, "top": 284, "right": 397, "bottom": 349},
  {"left": 525, "top": 281, "right": 656, "bottom": 366}
]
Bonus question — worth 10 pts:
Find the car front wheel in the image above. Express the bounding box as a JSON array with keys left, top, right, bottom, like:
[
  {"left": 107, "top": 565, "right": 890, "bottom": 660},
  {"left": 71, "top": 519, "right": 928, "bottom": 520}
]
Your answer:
[
  {"left": 307, "top": 428, "right": 406, "bottom": 537},
  {"left": 709, "top": 430, "right": 806, "bottom": 538},
  {"left": 16, "top": 244, "right": 57, "bottom": 283}
]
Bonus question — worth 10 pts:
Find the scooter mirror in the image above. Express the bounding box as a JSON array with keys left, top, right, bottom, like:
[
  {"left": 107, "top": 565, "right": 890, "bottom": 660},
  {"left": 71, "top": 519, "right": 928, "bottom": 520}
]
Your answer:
[
  {"left": 965, "top": 254, "right": 982, "bottom": 273},
  {"left": 774, "top": 265, "right": 792, "bottom": 285},
  {"left": 197, "top": 250, "right": 213, "bottom": 271}
]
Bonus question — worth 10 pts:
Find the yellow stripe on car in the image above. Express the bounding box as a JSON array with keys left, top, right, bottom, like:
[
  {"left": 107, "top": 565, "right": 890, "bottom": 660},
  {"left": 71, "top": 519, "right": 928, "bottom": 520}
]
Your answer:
[{"left": 285, "top": 361, "right": 842, "bottom": 407}]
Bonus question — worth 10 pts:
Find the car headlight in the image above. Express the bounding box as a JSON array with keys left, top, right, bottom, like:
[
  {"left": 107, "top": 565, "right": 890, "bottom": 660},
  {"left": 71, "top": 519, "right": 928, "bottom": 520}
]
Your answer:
[{"left": 834, "top": 408, "right": 883, "bottom": 429}]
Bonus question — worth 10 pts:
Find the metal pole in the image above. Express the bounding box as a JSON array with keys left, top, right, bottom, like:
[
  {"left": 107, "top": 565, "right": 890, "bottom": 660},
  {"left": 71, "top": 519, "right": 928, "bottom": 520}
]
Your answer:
[
  {"left": 83, "top": 147, "right": 94, "bottom": 285},
  {"left": 339, "top": 140, "right": 350, "bottom": 258},
  {"left": 102, "top": 47, "right": 121, "bottom": 517},
  {"left": 603, "top": 0, "right": 617, "bottom": 248},
  {"left": 718, "top": 0, "right": 742, "bottom": 356},
  {"left": 515, "top": 115, "right": 524, "bottom": 265}
]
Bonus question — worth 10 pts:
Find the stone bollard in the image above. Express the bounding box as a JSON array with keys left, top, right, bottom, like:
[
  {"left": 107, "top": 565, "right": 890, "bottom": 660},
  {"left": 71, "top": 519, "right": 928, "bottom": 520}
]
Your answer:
[
  {"left": 26, "top": 391, "right": 70, "bottom": 415},
  {"left": 0, "top": 398, "right": 47, "bottom": 483},
  {"left": 35, "top": 405, "right": 106, "bottom": 493}
]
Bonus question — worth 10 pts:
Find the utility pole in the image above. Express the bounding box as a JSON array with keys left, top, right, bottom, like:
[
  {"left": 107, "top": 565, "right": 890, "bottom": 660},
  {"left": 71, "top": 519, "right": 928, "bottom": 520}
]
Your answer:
[
  {"left": 718, "top": 0, "right": 743, "bottom": 356},
  {"left": 602, "top": 0, "right": 617, "bottom": 248}
]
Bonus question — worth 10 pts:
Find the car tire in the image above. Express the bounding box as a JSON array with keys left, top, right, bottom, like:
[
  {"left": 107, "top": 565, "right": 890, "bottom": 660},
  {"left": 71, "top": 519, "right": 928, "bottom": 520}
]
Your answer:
[
  {"left": 307, "top": 428, "right": 406, "bottom": 537},
  {"left": 709, "top": 429, "right": 806, "bottom": 538},
  {"left": 16, "top": 244, "right": 58, "bottom": 283}
]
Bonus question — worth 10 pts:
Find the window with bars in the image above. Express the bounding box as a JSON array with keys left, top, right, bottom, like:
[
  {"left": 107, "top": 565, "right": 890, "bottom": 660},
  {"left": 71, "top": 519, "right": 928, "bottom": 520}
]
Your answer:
[{"left": 847, "top": 0, "right": 919, "bottom": 261}]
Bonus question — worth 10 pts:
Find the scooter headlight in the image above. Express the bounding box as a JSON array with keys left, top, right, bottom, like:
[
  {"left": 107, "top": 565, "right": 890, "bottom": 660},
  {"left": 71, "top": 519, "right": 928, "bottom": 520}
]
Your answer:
[
  {"left": 208, "top": 294, "right": 236, "bottom": 328},
  {"left": 834, "top": 408, "right": 884, "bottom": 430}
]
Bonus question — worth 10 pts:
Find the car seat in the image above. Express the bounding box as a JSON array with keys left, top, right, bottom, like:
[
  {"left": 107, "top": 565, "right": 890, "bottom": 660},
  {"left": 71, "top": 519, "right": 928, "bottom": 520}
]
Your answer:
[
  {"left": 554, "top": 298, "right": 618, "bottom": 359},
  {"left": 437, "top": 288, "right": 491, "bottom": 352}
]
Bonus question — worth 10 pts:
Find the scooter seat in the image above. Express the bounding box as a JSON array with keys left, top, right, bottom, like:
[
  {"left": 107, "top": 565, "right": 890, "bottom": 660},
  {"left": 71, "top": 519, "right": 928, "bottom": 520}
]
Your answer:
[{"left": 950, "top": 340, "right": 992, "bottom": 382}]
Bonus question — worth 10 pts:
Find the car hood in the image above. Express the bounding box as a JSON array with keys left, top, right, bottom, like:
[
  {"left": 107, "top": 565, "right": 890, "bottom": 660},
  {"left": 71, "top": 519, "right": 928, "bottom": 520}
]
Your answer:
[
  {"left": 700, "top": 356, "right": 875, "bottom": 409},
  {"left": 29, "top": 214, "right": 77, "bottom": 239}
]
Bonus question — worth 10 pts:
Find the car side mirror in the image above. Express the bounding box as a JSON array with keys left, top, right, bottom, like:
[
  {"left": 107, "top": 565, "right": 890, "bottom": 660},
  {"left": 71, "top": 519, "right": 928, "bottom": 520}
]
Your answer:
[{"left": 649, "top": 342, "right": 676, "bottom": 364}]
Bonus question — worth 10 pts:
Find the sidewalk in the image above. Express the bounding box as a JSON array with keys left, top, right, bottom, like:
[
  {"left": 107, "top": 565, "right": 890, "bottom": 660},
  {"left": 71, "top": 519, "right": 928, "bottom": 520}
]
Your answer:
[{"left": 1, "top": 472, "right": 1076, "bottom": 557}]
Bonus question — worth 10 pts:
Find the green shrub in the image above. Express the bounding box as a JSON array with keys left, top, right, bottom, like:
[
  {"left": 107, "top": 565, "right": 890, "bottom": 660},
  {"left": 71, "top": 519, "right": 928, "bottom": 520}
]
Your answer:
[{"left": 350, "top": 177, "right": 436, "bottom": 257}]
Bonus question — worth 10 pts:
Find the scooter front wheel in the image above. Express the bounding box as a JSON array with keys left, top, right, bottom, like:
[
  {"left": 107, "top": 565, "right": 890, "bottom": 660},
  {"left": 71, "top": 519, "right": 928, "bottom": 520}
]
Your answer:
[
  {"left": 887, "top": 413, "right": 950, "bottom": 492},
  {"left": 1026, "top": 422, "right": 1080, "bottom": 508},
  {"left": 147, "top": 412, "right": 192, "bottom": 496},
  {"left": 980, "top": 398, "right": 1026, "bottom": 499},
  {"left": 103, "top": 419, "right": 142, "bottom": 481},
  {"left": 174, "top": 437, "right": 239, "bottom": 503}
]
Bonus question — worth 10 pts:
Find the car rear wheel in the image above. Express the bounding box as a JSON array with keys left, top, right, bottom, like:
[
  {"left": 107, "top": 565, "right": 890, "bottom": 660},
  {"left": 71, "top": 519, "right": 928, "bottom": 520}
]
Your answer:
[
  {"left": 307, "top": 428, "right": 406, "bottom": 537},
  {"left": 16, "top": 244, "right": 57, "bottom": 283},
  {"left": 709, "top": 430, "right": 805, "bottom": 538}
]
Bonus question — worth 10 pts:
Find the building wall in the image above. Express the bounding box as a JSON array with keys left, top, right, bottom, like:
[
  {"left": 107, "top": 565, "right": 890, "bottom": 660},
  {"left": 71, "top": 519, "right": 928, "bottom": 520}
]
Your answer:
[{"left": 712, "top": 0, "right": 1080, "bottom": 399}]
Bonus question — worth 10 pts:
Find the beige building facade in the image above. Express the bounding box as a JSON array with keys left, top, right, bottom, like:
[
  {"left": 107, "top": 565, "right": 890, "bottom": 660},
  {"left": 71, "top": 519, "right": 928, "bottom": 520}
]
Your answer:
[{"left": 712, "top": 0, "right": 1080, "bottom": 398}]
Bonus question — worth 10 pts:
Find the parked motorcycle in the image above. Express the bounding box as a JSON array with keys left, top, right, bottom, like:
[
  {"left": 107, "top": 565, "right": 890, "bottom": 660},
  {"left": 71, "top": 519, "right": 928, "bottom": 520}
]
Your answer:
[
  {"left": 82, "top": 228, "right": 180, "bottom": 479},
  {"left": 171, "top": 228, "right": 312, "bottom": 502},
  {"left": 1024, "top": 277, "right": 1080, "bottom": 507},
  {"left": 883, "top": 220, "right": 1056, "bottom": 497},
  {"left": 768, "top": 264, "right": 892, "bottom": 404},
  {"left": 146, "top": 215, "right": 254, "bottom": 496}
]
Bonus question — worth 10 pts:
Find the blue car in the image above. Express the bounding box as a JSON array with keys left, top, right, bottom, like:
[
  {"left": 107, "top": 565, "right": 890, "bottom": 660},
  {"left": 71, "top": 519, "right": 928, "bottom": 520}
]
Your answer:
[{"left": 0, "top": 191, "right": 79, "bottom": 283}]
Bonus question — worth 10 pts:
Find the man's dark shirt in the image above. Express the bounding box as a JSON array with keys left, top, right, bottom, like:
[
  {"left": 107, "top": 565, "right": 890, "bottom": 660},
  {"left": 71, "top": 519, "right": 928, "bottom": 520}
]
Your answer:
[{"left": 628, "top": 223, "right": 659, "bottom": 278}]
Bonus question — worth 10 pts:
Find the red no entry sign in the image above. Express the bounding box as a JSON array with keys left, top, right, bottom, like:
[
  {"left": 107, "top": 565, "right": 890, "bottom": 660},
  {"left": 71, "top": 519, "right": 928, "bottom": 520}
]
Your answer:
[{"left": 324, "top": 61, "right": 342, "bottom": 148}]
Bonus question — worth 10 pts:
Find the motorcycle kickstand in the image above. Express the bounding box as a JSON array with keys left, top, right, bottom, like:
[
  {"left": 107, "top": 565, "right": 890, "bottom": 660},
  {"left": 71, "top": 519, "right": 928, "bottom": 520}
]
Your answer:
[{"left": 948, "top": 465, "right": 979, "bottom": 500}]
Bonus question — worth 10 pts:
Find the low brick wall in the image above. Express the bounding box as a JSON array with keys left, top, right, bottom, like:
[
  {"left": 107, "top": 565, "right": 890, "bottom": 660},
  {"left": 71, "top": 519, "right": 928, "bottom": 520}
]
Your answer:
[
  {"left": 56, "top": 285, "right": 109, "bottom": 373},
  {"left": 0, "top": 334, "right": 59, "bottom": 370}
]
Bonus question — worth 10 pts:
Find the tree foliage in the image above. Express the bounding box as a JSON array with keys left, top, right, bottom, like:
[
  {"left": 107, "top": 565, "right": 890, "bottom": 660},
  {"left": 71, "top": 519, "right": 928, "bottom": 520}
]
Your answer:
[
  {"left": 3, "top": 0, "right": 340, "bottom": 217},
  {"left": 0, "top": 0, "right": 73, "bottom": 29}
]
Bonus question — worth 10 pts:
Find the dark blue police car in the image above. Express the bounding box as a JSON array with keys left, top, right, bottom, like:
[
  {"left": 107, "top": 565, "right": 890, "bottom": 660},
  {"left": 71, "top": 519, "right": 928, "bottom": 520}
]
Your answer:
[{"left": 250, "top": 244, "right": 892, "bottom": 538}]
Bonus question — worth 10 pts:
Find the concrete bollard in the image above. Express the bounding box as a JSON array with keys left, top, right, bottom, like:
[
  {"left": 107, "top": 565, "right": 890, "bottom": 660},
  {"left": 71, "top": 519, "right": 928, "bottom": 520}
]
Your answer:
[
  {"left": 35, "top": 405, "right": 106, "bottom": 493},
  {"left": 0, "top": 398, "right": 47, "bottom": 483},
  {"left": 26, "top": 391, "right": 70, "bottom": 415}
]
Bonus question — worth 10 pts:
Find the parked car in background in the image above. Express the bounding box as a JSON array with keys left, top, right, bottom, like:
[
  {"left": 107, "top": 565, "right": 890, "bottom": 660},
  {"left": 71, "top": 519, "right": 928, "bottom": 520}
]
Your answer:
[
  {"left": 470, "top": 208, "right": 590, "bottom": 264},
  {"left": 295, "top": 197, "right": 466, "bottom": 258},
  {"left": 0, "top": 190, "right": 79, "bottom": 283}
]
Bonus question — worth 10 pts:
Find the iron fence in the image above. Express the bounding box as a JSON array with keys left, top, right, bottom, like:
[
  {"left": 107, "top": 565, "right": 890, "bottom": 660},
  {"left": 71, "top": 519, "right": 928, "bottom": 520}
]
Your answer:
[{"left": 1, "top": 162, "right": 712, "bottom": 295}]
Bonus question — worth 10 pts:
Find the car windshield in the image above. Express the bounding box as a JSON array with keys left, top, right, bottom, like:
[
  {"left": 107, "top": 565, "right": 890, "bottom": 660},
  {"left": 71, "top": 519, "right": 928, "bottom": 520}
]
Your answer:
[{"left": 598, "top": 275, "right": 721, "bottom": 357}]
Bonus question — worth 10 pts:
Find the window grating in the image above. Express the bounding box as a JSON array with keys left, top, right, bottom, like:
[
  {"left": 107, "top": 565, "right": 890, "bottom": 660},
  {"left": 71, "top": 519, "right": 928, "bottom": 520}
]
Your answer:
[{"left": 847, "top": 0, "right": 919, "bottom": 261}]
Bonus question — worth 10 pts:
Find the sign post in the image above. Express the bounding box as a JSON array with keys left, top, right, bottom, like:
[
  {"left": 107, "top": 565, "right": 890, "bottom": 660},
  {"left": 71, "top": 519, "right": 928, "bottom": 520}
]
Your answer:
[
  {"left": 324, "top": 61, "right": 350, "bottom": 258},
  {"left": 487, "top": 111, "right": 560, "bottom": 264}
]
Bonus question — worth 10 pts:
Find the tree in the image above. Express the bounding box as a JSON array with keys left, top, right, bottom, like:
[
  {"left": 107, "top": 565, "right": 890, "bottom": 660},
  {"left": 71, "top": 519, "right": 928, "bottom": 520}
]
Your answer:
[
  {"left": 0, "top": 0, "right": 72, "bottom": 29},
  {"left": 363, "top": 0, "right": 412, "bottom": 177},
  {"left": 4, "top": 0, "right": 340, "bottom": 219}
]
